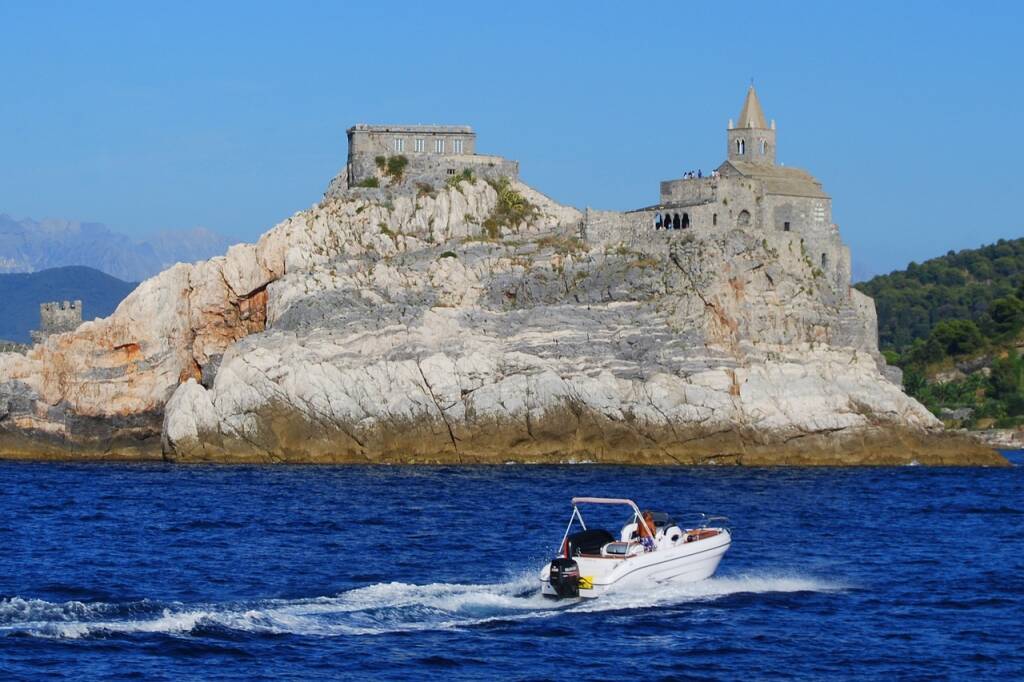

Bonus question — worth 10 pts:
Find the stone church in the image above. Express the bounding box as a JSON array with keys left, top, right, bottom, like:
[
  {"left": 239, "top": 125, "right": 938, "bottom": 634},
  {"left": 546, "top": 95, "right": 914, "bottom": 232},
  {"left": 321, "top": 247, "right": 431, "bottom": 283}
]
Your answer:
[
  {"left": 583, "top": 85, "right": 849, "bottom": 288},
  {"left": 652, "top": 85, "right": 832, "bottom": 239}
]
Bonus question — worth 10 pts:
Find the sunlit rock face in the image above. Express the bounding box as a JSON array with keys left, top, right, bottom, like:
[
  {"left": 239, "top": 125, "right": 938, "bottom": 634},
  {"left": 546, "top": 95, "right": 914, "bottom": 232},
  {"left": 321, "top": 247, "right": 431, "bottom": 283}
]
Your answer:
[{"left": 0, "top": 177, "right": 1001, "bottom": 465}]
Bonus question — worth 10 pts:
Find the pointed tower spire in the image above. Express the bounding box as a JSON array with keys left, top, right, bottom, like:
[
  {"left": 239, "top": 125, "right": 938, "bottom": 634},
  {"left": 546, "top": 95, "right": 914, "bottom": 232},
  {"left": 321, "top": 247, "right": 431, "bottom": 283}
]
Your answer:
[
  {"left": 727, "top": 84, "right": 776, "bottom": 165},
  {"left": 736, "top": 85, "right": 768, "bottom": 129}
]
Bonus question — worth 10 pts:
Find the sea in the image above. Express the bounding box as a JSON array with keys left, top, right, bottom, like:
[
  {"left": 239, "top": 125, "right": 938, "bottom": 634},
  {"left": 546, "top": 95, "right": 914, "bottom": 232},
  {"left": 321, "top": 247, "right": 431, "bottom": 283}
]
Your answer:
[{"left": 1, "top": 455, "right": 1022, "bottom": 681}]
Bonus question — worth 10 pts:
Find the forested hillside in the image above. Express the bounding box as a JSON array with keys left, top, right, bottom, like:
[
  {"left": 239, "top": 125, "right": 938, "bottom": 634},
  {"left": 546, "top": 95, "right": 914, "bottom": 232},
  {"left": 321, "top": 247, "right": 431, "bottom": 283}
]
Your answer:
[
  {"left": 856, "top": 238, "right": 1024, "bottom": 429},
  {"left": 856, "top": 238, "right": 1024, "bottom": 351}
]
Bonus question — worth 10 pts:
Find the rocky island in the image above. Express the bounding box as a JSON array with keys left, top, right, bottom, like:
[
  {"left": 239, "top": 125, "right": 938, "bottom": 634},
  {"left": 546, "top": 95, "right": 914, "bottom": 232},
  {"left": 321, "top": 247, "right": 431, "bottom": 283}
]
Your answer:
[{"left": 0, "top": 88, "right": 1005, "bottom": 465}]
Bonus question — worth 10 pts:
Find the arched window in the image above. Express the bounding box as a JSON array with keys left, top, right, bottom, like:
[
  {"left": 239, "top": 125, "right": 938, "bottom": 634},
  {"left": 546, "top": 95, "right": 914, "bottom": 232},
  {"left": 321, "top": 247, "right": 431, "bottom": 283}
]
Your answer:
[
  {"left": 713, "top": 213, "right": 718, "bottom": 226},
  {"left": 673, "top": 213, "right": 681, "bottom": 230},
  {"left": 737, "top": 210, "right": 751, "bottom": 227},
  {"left": 760, "top": 139, "right": 768, "bottom": 155},
  {"left": 739, "top": 139, "right": 746, "bottom": 155},
  {"left": 655, "top": 213, "right": 662, "bottom": 229},
  {"left": 821, "top": 253, "right": 828, "bottom": 268},
  {"left": 682, "top": 213, "right": 690, "bottom": 229}
]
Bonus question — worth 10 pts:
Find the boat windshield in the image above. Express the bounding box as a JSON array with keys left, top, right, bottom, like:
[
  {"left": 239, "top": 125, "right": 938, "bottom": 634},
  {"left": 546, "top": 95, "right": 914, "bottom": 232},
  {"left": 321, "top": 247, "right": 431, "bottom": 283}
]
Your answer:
[
  {"left": 647, "top": 511, "right": 674, "bottom": 527},
  {"left": 620, "top": 512, "right": 670, "bottom": 525}
]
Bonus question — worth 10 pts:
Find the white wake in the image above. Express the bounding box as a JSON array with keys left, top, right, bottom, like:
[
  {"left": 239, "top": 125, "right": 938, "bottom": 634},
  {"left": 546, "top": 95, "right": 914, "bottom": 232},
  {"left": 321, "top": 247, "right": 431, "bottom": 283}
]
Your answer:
[{"left": 0, "top": 571, "right": 844, "bottom": 639}]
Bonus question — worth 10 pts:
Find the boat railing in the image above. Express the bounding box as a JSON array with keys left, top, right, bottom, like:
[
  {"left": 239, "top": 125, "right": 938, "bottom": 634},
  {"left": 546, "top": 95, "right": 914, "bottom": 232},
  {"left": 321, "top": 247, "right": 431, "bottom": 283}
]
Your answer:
[{"left": 676, "top": 513, "right": 730, "bottom": 530}]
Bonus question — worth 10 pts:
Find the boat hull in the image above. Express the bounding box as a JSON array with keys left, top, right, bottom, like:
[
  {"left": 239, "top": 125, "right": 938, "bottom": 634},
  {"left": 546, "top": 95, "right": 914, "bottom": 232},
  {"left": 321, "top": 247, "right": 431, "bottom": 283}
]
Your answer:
[{"left": 540, "top": 530, "right": 731, "bottom": 599}]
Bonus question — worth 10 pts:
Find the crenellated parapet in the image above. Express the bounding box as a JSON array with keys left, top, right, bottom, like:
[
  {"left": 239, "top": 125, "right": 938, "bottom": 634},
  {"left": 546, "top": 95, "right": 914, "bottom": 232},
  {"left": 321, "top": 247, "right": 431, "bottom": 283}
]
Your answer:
[
  {"left": 30, "top": 300, "right": 83, "bottom": 344},
  {"left": 333, "top": 124, "right": 519, "bottom": 195}
]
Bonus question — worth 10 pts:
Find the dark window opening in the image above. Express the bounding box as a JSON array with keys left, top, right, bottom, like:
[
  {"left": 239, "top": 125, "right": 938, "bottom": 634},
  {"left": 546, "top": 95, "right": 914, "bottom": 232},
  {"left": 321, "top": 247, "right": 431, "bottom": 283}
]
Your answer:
[
  {"left": 713, "top": 213, "right": 718, "bottom": 226},
  {"left": 446, "top": 168, "right": 456, "bottom": 175},
  {"left": 783, "top": 221, "right": 790, "bottom": 232},
  {"left": 821, "top": 253, "right": 828, "bottom": 268},
  {"left": 673, "top": 213, "right": 681, "bottom": 230}
]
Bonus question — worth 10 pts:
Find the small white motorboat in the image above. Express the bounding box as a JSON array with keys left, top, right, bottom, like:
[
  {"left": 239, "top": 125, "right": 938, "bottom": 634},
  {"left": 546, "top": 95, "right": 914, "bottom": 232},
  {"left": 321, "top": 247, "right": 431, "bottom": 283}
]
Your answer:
[{"left": 539, "top": 497, "right": 731, "bottom": 599}]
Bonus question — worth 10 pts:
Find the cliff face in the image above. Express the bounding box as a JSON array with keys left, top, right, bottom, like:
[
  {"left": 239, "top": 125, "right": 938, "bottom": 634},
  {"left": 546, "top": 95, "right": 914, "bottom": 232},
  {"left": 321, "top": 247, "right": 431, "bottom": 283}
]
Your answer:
[{"left": 0, "top": 177, "right": 1003, "bottom": 465}]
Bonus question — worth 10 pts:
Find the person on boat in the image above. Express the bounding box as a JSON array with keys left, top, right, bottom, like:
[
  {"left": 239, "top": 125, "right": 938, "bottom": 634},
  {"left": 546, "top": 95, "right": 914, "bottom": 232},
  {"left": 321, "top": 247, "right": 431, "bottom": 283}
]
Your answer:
[{"left": 638, "top": 511, "right": 656, "bottom": 551}]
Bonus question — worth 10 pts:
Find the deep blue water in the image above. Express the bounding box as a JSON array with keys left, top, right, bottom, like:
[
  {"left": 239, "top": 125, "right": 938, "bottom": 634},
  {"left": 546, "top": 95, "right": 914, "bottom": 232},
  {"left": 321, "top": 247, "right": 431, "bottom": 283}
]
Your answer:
[{"left": 1, "top": 458, "right": 1022, "bottom": 681}]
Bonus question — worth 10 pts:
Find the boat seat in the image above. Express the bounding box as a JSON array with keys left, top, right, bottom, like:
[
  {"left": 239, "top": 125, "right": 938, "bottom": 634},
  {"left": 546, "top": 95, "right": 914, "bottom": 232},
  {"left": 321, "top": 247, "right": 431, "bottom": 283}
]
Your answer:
[
  {"left": 602, "top": 541, "right": 642, "bottom": 557},
  {"left": 661, "top": 525, "right": 684, "bottom": 544},
  {"left": 567, "top": 529, "right": 617, "bottom": 557},
  {"left": 622, "top": 513, "right": 676, "bottom": 542}
]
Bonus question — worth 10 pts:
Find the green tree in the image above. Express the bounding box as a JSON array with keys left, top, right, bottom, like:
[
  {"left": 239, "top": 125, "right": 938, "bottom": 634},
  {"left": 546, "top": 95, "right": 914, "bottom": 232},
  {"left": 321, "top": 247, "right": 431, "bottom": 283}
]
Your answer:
[
  {"left": 990, "top": 350, "right": 1023, "bottom": 401},
  {"left": 930, "top": 319, "right": 984, "bottom": 356},
  {"left": 906, "top": 337, "right": 945, "bottom": 366},
  {"left": 386, "top": 155, "right": 409, "bottom": 182},
  {"left": 989, "top": 296, "right": 1024, "bottom": 336}
]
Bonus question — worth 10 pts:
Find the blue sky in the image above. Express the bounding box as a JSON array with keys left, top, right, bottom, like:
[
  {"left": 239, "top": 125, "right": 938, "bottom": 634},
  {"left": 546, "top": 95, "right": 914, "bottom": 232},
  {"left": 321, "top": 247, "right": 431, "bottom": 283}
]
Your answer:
[{"left": 1, "top": 1, "right": 1021, "bottom": 279}]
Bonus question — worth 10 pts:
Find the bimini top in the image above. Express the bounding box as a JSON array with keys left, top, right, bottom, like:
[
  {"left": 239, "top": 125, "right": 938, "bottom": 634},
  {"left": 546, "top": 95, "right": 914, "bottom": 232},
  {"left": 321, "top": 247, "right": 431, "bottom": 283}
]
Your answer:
[
  {"left": 573, "top": 493, "right": 634, "bottom": 503},
  {"left": 572, "top": 497, "right": 641, "bottom": 510}
]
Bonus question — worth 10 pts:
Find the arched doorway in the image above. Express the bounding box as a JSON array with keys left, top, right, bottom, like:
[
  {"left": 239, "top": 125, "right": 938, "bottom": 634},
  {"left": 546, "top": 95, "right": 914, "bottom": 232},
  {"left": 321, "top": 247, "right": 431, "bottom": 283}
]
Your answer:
[
  {"left": 681, "top": 213, "right": 690, "bottom": 229},
  {"left": 673, "top": 213, "right": 680, "bottom": 230},
  {"left": 738, "top": 210, "right": 751, "bottom": 227},
  {"left": 654, "top": 212, "right": 662, "bottom": 229}
]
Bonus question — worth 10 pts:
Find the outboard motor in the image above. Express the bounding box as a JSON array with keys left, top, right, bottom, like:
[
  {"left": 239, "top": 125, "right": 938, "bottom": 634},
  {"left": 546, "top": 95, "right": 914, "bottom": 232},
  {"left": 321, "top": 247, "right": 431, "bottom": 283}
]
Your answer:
[{"left": 548, "top": 557, "right": 580, "bottom": 598}]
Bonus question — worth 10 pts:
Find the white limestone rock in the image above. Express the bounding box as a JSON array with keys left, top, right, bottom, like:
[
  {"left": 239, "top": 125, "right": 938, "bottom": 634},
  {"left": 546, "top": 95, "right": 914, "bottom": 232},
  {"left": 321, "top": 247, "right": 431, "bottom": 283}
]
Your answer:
[{"left": 0, "top": 174, "right": 995, "bottom": 464}]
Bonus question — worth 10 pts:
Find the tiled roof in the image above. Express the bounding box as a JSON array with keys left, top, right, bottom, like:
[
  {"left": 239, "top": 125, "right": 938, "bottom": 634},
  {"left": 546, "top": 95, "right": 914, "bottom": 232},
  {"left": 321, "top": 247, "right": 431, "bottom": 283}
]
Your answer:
[{"left": 721, "top": 161, "right": 829, "bottom": 199}]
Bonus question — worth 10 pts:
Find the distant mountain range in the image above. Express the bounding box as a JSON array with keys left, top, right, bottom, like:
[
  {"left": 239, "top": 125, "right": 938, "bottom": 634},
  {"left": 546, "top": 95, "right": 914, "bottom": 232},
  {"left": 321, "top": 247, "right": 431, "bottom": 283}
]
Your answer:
[
  {"left": 0, "top": 266, "right": 137, "bottom": 343},
  {"left": 0, "top": 214, "right": 234, "bottom": 282}
]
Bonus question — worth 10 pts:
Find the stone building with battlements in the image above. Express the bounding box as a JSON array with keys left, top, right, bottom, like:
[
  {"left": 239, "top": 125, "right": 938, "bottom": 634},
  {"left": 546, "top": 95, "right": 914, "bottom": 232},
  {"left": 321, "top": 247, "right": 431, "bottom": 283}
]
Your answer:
[
  {"left": 30, "top": 300, "right": 83, "bottom": 344},
  {"left": 341, "top": 124, "right": 519, "bottom": 190}
]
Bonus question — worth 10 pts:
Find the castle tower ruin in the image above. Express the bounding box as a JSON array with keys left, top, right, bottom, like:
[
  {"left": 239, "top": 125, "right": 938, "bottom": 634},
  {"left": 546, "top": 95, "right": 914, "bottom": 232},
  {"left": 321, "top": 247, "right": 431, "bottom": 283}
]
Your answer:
[{"left": 30, "top": 300, "right": 83, "bottom": 344}]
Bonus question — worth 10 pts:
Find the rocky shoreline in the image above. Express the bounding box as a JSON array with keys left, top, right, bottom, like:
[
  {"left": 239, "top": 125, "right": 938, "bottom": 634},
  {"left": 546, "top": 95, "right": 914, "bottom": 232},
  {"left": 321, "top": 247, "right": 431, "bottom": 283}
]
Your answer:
[
  {"left": 0, "top": 426, "right": 1004, "bottom": 467},
  {"left": 0, "top": 175, "right": 1008, "bottom": 467}
]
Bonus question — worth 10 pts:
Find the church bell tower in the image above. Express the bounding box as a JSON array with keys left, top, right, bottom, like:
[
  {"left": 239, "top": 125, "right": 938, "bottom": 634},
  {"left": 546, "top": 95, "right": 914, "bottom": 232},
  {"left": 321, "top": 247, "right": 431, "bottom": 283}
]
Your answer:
[{"left": 727, "top": 85, "right": 776, "bottom": 166}]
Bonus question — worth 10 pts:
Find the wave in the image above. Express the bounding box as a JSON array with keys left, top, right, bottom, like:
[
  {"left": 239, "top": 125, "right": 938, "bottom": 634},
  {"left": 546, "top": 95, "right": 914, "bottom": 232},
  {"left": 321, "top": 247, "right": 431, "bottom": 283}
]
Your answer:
[{"left": 0, "top": 571, "right": 844, "bottom": 640}]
